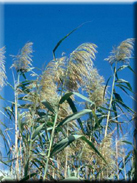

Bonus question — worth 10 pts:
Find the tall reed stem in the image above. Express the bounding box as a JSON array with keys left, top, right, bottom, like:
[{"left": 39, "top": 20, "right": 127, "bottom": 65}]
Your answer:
[
  {"left": 15, "top": 72, "right": 20, "bottom": 179},
  {"left": 43, "top": 112, "right": 58, "bottom": 180},
  {"left": 105, "top": 64, "right": 117, "bottom": 137},
  {"left": 64, "top": 124, "right": 68, "bottom": 178}
]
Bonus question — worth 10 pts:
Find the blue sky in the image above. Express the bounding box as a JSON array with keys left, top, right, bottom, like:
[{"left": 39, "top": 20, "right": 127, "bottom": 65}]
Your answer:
[
  {"left": 4, "top": 3, "right": 134, "bottom": 91},
  {"left": 0, "top": 2, "right": 135, "bottom": 174},
  {"left": 4, "top": 3, "right": 135, "bottom": 123}
]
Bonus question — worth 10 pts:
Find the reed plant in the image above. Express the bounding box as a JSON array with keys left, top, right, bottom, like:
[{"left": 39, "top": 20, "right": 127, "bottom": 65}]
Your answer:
[{"left": 0, "top": 29, "right": 136, "bottom": 181}]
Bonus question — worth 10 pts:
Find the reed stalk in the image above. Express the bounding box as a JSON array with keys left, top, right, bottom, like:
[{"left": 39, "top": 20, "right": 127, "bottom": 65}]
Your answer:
[
  {"left": 14, "top": 72, "right": 20, "bottom": 179},
  {"left": 43, "top": 112, "right": 58, "bottom": 180},
  {"left": 105, "top": 64, "right": 117, "bottom": 137}
]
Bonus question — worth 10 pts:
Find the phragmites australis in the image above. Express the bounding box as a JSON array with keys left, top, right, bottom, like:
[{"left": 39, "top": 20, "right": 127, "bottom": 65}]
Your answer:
[
  {"left": 0, "top": 46, "right": 7, "bottom": 90},
  {"left": 40, "top": 42, "right": 106, "bottom": 108},
  {"left": 105, "top": 38, "right": 135, "bottom": 65},
  {"left": 11, "top": 42, "right": 33, "bottom": 72}
]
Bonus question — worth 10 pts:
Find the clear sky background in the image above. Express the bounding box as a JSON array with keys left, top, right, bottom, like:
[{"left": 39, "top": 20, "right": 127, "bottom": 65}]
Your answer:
[
  {"left": 4, "top": 3, "right": 135, "bottom": 123},
  {"left": 0, "top": 2, "right": 135, "bottom": 173},
  {"left": 4, "top": 3, "right": 134, "bottom": 94}
]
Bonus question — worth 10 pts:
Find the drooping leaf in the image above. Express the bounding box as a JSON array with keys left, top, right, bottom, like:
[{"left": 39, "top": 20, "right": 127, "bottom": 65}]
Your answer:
[
  {"left": 121, "top": 140, "right": 133, "bottom": 146},
  {"left": 0, "top": 119, "right": 7, "bottom": 128},
  {"left": 42, "top": 101, "right": 55, "bottom": 113},
  {"left": 116, "top": 79, "right": 132, "bottom": 91},
  {"left": 73, "top": 92, "right": 95, "bottom": 105},
  {"left": 112, "top": 100, "right": 118, "bottom": 121},
  {"left": 99, "top": 106, "right": 117, "bottom": 113},
  {"left": 3, "top": 106, "right": 14, "bottom": 119},
  {"left": 103, "top": 76, "right": 112, "bottom": 100},
  {"left": 31, "top": 123, "right": 45, "bottom": 140},
  {"left": 116, "top": 85, "right": 129, "bottom": 95},
  {"left": 59, "top": 92, "right": 73, "bottom": 104},
  {"left": 18, "top": 103, "right": 32, "bottom": 109},
  {"left": 81, "top": 136, "right": 107, "bottom": 164},
  {"left": 115, "top": 99, "right": 134, "bottom": 113},
  {"left": 117, "top": 64, "right": 135, "bottom": 74},
  {"left": 20, "top": 173, "right": 37, "bottom": 182},
  {"left": 113, "top": 92, "right": 123, "bottom": 103},
  {"left": 53, "top": 23, "right": 87, "bottom": 59},
  {"left": 6, "top": 81, "right": 15, "bottom": 90},
  {"left": 57, "top": 109, "right": 92, "bottom": 128},
  {"left": 59, "top": 91, "right": 95, "bottom": 106},
  {"left": 67, "top": 97, "right": 85, "bottom": 133},
  {"left": 50, "top": 135, "right": 82, "bottom": 157},
  {"left": 116, "top": 83, "right": 133, "bottom": 93}
]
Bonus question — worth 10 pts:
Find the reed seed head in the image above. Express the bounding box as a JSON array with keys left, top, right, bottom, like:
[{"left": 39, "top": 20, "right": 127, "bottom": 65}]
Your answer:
[
  {"left": 105, "top": 38, "right": 135, "bottom": 65},
  {"left": 11, "top": 42, "right": 33, "bottom": 72}
]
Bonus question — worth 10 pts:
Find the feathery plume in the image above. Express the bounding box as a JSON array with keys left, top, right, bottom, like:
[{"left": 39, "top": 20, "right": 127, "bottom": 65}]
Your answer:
[
  {"left": 65, "top": 43, "right": 97, "bottom": 91},
  {"left": 0, "top": 47, "right": 7, "bottom": 90},
  {"left": 11, "top": 42, "right": 33, "bottom": 72},
  {"left": 105, "top": 38, "right": 135, "bottom": 65},
  {"left": 40, "top": 42, "right": 105, "bottom": 108}
]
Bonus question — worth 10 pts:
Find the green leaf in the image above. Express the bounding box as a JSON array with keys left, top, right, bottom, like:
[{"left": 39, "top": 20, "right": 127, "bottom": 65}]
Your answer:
[
  {"left": 112, "top": 101, "right": 118, "bottom": 121},
  {"left": 50, "top": 135, "right": 82, "bottom": 157},
  {"left": 115, "top": 99, "right": 134, "bottom": 113},
  {"left": 0, "top": 159, "right": 10, "bottom": 167},
  {"left": 81, "top": 136, "right": 107, "bottom": 164},
  {"left": 67, "top": 98, "right": 85, "bottom": 133},
  {"left": 18, "top": 114, "right": 23, "bottom": 134},
  {"left": 99, "top": 106, "right": 117, "bottom": 113},
  {"left": 59, "top": 92, "right": 73, "bottom": 104},
  {"left": 32, "top": 123, "right": 45, "bottom": 140},
  {"left": 117, "top": 65, "right": 129, "bottom": 72},
  {"left": 18, "top": 104, "right": 32, "bottom": 109},
  {"left": 3, "top": 106, "right": 14, "bottom": 119},
  {"left": 63, "top": 176, "right": 80, "bottom": 181},
  {"left": 127, "top": 65, "right": 135, "bottom": 74},
  {"left": 57, "top": 109, "right": 92, "bottom": 128},
  {"left": 0, "top": 157, "right": 17, "bottom": 167},
  {"left": 92, "top": 110, "right": 99, "bottom": 128},
  {"left": 6, "top": 81, "right": 15, "bottom": 90},
  {"left": 103, "top": 76, "right": 112, "bottom": 100},
  {"left": 42, "top": 101, "right": 55, "bottom": 113},
  {"left": 73, "top": 92, "right": 95, "bottom": 105},
  {"left": 59, "top": 92, "right": 95, "bottom": 106},
  {"left": 117, "top": 64, "right": 135, "bottom": 74},
  {"left": 20, "top": 173, "right": 37, "bottom": 182},
  {"left": 116, "top": 85, "right": 129, "bottom": 95},
  {"left": 116, "top": 84, "right": 133, "bottom": 93},
  {"left": 113, "top": 92, "right": 123, "bottom": 102},
  {"left": 0, "top": 119, "right": 7, "bottom": 128},
  {"left": 116, "top": 79, "right": 132, "bottom": 91},
  {"left": 24, "top": 159, "right": 29, "bottom": 177},
  {"left": 121, "top": 140, "right": 133, "bottom": 146},
  {"left": 53, "top": 23, "right": 85, "bottom": 59},
  {"left": 18, "top": 79, "right": 35, "bottom": 86}
]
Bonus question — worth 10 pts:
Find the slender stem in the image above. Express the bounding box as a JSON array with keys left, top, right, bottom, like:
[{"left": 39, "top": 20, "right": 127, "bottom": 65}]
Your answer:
[
  {"left": 15, "top": 72, "right": 20, "bottom": 179},
  {"left": 26, "top": 83, "right": 39, "bottom": 177},
  {"left": 123, "top": 151, "right": 127, "bottom": 180},
  {"left": 20, "top": 136, "right": 23, "bottom": 178},
  {"left": 43, "top": 112, "right": 58, "bottom": 180},
  {"left": 64, "top": 124, "right": 68, "bottom": 178},
  {"left": 105, "top": 65, "right": 117, "bottom": 137}
]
